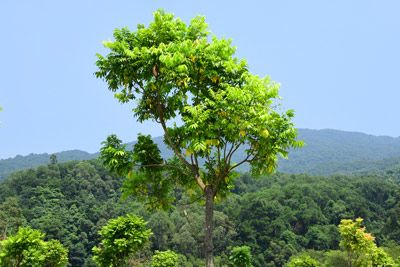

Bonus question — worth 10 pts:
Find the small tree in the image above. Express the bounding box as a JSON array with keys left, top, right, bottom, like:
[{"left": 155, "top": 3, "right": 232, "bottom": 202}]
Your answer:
[
  {"left": 339, "top": 218, "right": 395, "bottom": 267},
  {"left": 92, "top": 214, "right": 152, "bottom": 267},
  {"left": 151, "top": 250, "right": 179, "bottom": 267},
  {"left": 286, "top": 254, "right": 320, "bottom": 267},
  {"left": 97, "top": 10, "right": 301, "bottom": 266},
  {"left": 0, "top": 227, "right": 68, "bottom": 267},
  {"left": 229, "top": 246, "right": 253, "bottom": 267}
]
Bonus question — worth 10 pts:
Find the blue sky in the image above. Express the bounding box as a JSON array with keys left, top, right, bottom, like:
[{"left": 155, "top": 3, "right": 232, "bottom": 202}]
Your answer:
[{"left": 1, "top": 0, "right": 399, "bottom": 159}]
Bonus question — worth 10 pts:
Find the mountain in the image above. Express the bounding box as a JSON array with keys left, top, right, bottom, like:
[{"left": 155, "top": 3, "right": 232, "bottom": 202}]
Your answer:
[
  {"left": 1, "top": 129, "right": 400, "bottom": 180},
  {"left": 278, "top": 129, "right": 400, "bottom": 175},
  {"left": 0, "top": 150, "right": 97, "bottom": 180}
]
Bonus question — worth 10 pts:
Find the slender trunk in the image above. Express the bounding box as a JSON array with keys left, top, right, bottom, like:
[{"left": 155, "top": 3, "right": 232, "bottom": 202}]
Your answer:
[{"left": 204, "top": 186, "right": 214, "bottom": 267}]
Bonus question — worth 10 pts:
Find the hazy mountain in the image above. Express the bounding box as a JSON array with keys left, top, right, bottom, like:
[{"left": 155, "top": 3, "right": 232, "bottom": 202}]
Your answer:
[
  {"left": 278, "top": 129, "right": 400, "bottom": 175},
  {"left": 0, "top": 150, "right": 97, "bottom": 180},
  {"left": 1, "top": 129, "right": 400, "bottom": 180}
]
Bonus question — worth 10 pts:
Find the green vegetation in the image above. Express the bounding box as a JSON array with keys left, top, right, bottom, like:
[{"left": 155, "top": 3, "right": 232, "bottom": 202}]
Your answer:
[
  {"left": 96, "top": 9, "right": 300, "bottom": 266},
  {"left": 0, "top": 159, "right": 400, "bottom": 266},
  {"left": 93, "top": 214, "right": 152, "bottom": 266},
  {"left": 0, "top": 150, "right": 96, "bottom": 180},
  {"left": 279, "top": 129, "right": 400, "bottom": 175},
  {"left": 2, "top": 129, "right": 400, "bottom": 181},
  {"left": 151, "top": 250, "right": 179, "bottom": 267},
  {"left": 229, "top": 246, "right": 253, "bottom": 267},
  {"left": 0, "top": 227, "right": 68, "bottom": 267},
  {"left": 0, "top": 160, "right": 125, "bottom": 266},
  {"left": 1, "top": 9, "right": 400, "bottom": 266},
  {"left": 287, "top": 218, "right": 397, "bottom": 266},
  {"left": 286, "top": 254, "right": 319, "bottom": 267},
  {"left": 338, "top": 218, "right": 394, "bottom": 266}
]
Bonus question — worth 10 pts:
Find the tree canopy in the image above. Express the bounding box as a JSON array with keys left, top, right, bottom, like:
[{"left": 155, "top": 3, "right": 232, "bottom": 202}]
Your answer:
[
  {"left": 0, "top": 227, "right": 68, "bottom": 267},
  {"left": 96, "top": 9, "right": 300, "bottom": 266},
  {"left": 92, "top": 214, "right": 152, "bottom": 267}
]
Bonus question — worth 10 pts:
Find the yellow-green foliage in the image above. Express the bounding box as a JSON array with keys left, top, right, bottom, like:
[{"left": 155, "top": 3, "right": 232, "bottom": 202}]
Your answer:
[
  {"left": 151, "top": 250, "right": 179, "bottom": 267},
  {"left": 286, "top": 254, "right": 320, "bottom": 267},
  {"left": 0, "top": 227, "right": 68, "bottom": 267},
  {"left": 338, "top": 218, "right": 395, "bottom": 267}
]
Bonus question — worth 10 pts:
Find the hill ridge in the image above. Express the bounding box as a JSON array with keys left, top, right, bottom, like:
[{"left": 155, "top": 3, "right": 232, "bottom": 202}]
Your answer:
[{"left": 2, "top": 128, "right": 400, "bottom": 179}]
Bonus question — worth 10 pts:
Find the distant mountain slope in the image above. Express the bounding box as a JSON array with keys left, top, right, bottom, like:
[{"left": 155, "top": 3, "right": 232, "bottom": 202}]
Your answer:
[
  {"left": 0, "top": 150, "right": 96, "bottom": 179},
  {"left": 1, "top": 129, "right": 400, "bottom": 179},
  {"left": 278, "top": 129, "right": 400, "bottom": 175}
]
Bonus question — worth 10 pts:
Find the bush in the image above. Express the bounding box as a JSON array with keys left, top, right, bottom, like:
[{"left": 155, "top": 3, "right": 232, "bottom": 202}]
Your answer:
[
  {"left": 286, "top": 254, "right": 319, "bottom": 267},
  {"left": 229, "top": 246, "right": 252, "bottom": 267}
]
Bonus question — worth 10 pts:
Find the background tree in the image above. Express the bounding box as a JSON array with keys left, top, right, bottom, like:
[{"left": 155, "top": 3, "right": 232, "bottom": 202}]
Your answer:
[
  {"left": 0, "top": 197, "right": 25, "bottom": 240},
  {"left": 92, "top": 214, "right": 152, "bottom": 267},
  {"left": 50, "top": 154, "right": 58, "bottom": 165},
  {"left": 229, "top": 246, "right": 253, "bottom": 267},
  {"left": 96, "top": 10, "right": 300, "bottom": 266}
]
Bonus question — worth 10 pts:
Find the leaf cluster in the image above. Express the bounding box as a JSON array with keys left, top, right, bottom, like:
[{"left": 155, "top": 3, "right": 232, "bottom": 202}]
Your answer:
[
  {"left": 96, "top": 9, "right": 301, "bottom": 200},
  {"left": 151, "top": 250, "right": 179, "bottom": 267},
  {"left": 0, "top": 227, "right": 68, "bottom": 267},
  {"left": 92, "top": 214, "right": 152, "bottom": 267}
]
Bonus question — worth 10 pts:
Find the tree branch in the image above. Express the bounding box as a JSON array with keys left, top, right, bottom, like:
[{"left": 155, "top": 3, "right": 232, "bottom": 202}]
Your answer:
[
  {"left": 155, "top": 96, "right": 205, "bottom": 191},
  {"left": 229, "top": 153, "right": 251, "bottom": 172},
  {"left": 226, "top": 143, "right": 241, "bottom": 166}
]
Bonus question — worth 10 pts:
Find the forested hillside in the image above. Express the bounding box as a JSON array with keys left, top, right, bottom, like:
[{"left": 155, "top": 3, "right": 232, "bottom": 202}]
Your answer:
[
  {"left": 1, "top": 160, "right": 400, "bottom": 266},
  {"left": 0, "top": 150, "right": 96, "bottom": 180},
  {"left": 2, "top": 129, "right": 400, "bottom": 180},
  {"left": 279, "top": 129, "right": 400, "bottom": 175}
]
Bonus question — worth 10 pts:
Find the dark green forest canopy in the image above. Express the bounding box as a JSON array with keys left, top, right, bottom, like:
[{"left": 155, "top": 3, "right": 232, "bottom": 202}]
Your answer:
[{"left": 0, "top": 160, "right": 399, "bottom": 266}]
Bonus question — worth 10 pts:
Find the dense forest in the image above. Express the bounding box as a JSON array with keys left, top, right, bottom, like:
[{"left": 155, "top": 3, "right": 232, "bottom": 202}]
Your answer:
[
  {"left": 1, "top": 8, "right": 400, "bottom": 267},
  {"left": 1, "top": 159, "right": 400, "bottom": 266}
]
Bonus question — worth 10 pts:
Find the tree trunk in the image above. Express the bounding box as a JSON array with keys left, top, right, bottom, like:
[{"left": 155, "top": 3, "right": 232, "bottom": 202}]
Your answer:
[{"left": 204, "top": 186, "right": 214, "bottom": 267}]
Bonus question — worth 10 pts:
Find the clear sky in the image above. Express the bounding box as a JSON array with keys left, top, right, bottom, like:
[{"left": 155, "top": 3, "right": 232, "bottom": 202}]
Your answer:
[{"left": 1, "top": 0, "right": 399, "bottom": 159}]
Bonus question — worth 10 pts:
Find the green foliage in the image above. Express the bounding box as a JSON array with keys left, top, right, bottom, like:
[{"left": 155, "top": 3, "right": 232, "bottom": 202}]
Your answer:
[
  {"left": 43, "top": 240, "right": 70, "bottom": 267},
  {"left": 0, "top": 197, "right": 25, "bottom": 239},
  {"left": 96, "top": 10, "right": 300, "bottom": 266},
  {"left": 0, "top": 227, "right": 68, "bottom": 267},
  {"left": 92, "top": 214, "right": 152, "bottom": 267},
  {"left": 0, "top": 160, "right": 135, "bottom": 266},
  {"left": 151, "top": 250, "right": 179, "bottom": 267},
  {"left": 0, "top": 150, "right": 96, "bottom": 180},
  {"left": 3, "top": 128, "right": 400, "bottom": 181},
  {"left": 338, "top": 218, "right": 395, "bottom": 267},
  {"left": 2, "top": 160, "right": 400, "bottom": 266},
  {"left": 96, "top": 8, "right": 300, "bottom": 187},
  {"left": 323, "top": 250, "right": 348, "bottom": 267},
  {"left": 100, "top": 134, "right": 180, "bottom": 210},
  {"left": 339, "top": 218, "right": 375, "bottom": 265},
  {"left": 286, "top": 254, "right": 320, "bottom": 267},
  {"left": 278, "top": 129, "right": 400, "bottom": 176},
  {"left": 229, "top": 246, "right": 252, "bottom": 267}
]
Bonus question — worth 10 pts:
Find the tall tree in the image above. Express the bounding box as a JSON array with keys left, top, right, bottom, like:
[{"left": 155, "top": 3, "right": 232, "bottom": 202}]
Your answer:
[{"left": 96, "top": 10, "right": 301, "bottom": 266}]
